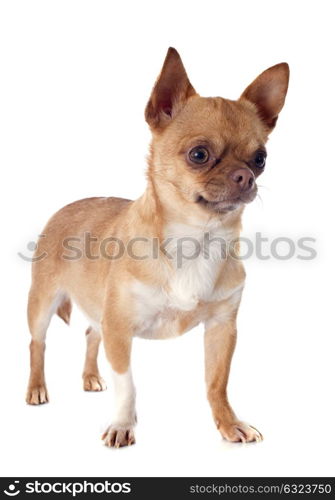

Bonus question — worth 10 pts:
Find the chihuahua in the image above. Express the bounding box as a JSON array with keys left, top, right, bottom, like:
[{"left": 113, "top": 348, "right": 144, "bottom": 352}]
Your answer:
[{"left": 26, "top": 48, "right": 289, "bottom": 447}]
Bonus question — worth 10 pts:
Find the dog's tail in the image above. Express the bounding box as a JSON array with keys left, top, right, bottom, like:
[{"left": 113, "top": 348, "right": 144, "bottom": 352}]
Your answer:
[{"left": 57, "top": 296, "right": 72, "bottom": 325}]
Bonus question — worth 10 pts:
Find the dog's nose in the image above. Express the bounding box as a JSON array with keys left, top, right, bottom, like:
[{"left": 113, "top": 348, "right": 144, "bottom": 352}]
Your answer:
[{"left": 230, "top": 168, "right": 254, "bottom": 192}]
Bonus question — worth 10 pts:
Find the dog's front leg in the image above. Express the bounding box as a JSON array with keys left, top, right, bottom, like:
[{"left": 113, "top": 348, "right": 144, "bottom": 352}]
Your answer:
[
  {"left": 204, "top": 315, "right": 262, "bottom": 443},
  {"left": 101, "top": 312, "right": 136, "bottom": 448}
]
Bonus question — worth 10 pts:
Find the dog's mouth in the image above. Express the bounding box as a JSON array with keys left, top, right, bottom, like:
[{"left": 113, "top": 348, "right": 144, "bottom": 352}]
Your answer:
[{"left": 196, "top": 192, "right": 256, "bottom": 213}]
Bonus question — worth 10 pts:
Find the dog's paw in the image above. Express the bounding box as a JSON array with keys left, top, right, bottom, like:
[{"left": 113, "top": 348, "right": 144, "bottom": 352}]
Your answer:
[
  {"left": 26, "top": 384, "right": 49, "bottom": 405},
  {"left": 83, "top": 374, "right": 107, "bottom": 392},
  {"left": 102, "top": 425, "right": 136, "bottom": 448},
  {"left": 219, "top": 421, "right": 263, "bottom": 443}
]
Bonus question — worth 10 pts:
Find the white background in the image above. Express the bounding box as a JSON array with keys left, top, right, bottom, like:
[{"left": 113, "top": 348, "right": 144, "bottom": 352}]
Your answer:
[{"left": 0, "top": 0, "right": 334, "bottom": 478}]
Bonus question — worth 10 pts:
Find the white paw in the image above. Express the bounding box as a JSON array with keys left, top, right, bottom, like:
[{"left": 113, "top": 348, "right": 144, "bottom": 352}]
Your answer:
[
  {"left": 219, "top": 421, "right": 263, "bottom": 443},
  {"left": 102, "top": 425, "right": 135, "bottom": 448}
]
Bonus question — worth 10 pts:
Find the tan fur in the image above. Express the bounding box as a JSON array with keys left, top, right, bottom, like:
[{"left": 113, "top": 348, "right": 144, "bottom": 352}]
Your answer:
[
  {"left": 57, "top": 297, "right": 72, "bottom": 325},
  {"left": 26, "top": 340, "right": 48, "bottom": 404},
  {"left": 26, "top": 48, "right": 289, "bottom": 447},
  {"left": 83, "top": 327, "right": 106, "bottom": 391}
]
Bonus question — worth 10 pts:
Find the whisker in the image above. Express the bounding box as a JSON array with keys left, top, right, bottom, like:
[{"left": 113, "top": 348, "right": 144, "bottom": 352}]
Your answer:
[
  {"left": 255, "top": 193, "right": 264, "bottom": 207},
  {"left": 257, "top": 184, "right": 270, "bottom": 192}
]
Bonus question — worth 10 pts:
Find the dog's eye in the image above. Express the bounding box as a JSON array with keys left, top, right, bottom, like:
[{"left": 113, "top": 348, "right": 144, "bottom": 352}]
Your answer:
[
  {"left": 254, "top": 150, "right": 267, "bottom": 168},
  {"left": 189, "top": 146, "right": 209, "bottom": 165}
]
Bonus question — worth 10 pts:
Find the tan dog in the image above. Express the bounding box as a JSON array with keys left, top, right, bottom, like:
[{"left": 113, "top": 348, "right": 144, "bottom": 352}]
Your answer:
[{"left": 26, "top": 48, "right": 289, "bottom": 447}]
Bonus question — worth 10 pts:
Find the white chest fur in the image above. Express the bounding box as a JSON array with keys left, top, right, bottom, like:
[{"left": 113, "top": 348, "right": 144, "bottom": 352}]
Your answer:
[
  {"left": 131, "top": 221, "right": 242, "bottom": 339},
  {"left": 163, "top": 222, "right": 231, "bottom": 310}
]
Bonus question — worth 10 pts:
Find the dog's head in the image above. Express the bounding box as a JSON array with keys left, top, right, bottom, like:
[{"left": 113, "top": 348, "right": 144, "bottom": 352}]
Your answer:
[{"left": 145, "top": 48, "right": 289, "bottom": 216}]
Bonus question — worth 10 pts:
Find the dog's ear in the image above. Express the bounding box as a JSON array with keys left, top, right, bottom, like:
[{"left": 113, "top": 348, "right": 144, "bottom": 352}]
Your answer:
[
  {"left": 240, "top": 63, "right": 289, "bottom": 130},
  {"left": 145, "top": 47, "right": 196, "bottom": 130}
]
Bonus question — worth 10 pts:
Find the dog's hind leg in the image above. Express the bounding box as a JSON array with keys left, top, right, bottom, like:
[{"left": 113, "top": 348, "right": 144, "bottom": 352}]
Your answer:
[
  {"left": 82, "top": 327, "right": 106, "bottom": 391},
  {"left": 26, "top": 281, "right": 65, "bottom": 405}
]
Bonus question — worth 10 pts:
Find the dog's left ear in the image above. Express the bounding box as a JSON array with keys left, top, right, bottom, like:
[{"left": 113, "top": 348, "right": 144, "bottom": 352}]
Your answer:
[
  {"left": 240, "top": 63, "right": 289, "bottom": 130},
  {"left": 145, "top": 47, "right": 197, "bottom": 130}
]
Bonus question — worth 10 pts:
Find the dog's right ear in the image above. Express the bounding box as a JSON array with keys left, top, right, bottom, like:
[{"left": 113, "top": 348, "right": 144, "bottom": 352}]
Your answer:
[{"left": 145, "top": 48, "right": 196, "bottom": 130}]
